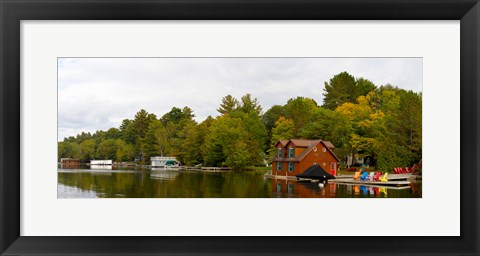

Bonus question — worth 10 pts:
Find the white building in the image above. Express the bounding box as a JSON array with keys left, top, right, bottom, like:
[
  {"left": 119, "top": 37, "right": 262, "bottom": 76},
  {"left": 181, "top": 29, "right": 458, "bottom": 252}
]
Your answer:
[
  {"left": 150, "top": 156, "right": 180, "bottom": 167},
  {"left": 90, "top": 159, "right": 113, "bottom": 165}
]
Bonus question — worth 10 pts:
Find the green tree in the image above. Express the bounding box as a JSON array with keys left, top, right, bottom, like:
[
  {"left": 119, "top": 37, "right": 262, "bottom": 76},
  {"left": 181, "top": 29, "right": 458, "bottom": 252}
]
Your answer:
[
  {"left": 163, "top": 107, "right": 197, "bottom": 160},
  {"left": 398, "top": 90, "right": 422, "bottom": 158},
  {"left": 284, "top": 97, "right": 319, "bottom": 134},
  {"left": 225, "top": 141, "right": 250, "bottom": 170},
  {"left": 262, "top": 105, "right": 286, "bottom": 148},
  {"left": 322, "top": 71, "right": 357, "bottom": 110},
  {"left": 270, "top": 117, "right": 295, "bottom": 145},
  {"left": 262, "top": 105, "right": 285, "bottom": 133},
  {"left": 115, "top": 139, "right": 134, "bottom": 162},
  {"left": 132, "top": 109, "right": 157, "bottom": 139},
  {"left": 217, "top": 95, "right": 239, "bottom": 115},
  {"left": 335, "top": 92, "right": 385, "bottom": 166},
  {"left": 322, "top": 72, "right": 377, "bottom": 110},
  {"left": 58, "top": 141, "right": 80, "bottom": 161},
  {"left": 203, "top": 109, "right": 267, "bottom": 169},
  {"left": 96, "top": 139, "right": 118, "bottom": 160},
  {"left": 268, "top": 116, "right": 295, "bottom": 157},
  {"left": 298, "top": 107, "right": 334, "bottom": 140},
  {"left": 79, "top": 139, "right": 96, "bottom": 161},
  {"left": 239, "top": 93, "right": 262, "bottom": 115},
  {"left": 120, "top": 119, "right": 135, "bottom": 144},
  {"left": 160, "top": 107, "right": 183, "bottom": 124},
  {"left": 91, "top": 130, "right": 107, "bottom": 145},
  {"left": 130, "top": 109, "right": 157, "bottom": 162},
  {"left": 144, "top": 119, "right": 163, "bottom": 159},
  {"left": 355, "top": 78, "right": 377, "bottom": 97},
  {"left": 105, "top": 128, "right": 121, "bottom": 140},
  {"left": 74, "top": 132, "right": 92, "bottom": 144},
  {"left": 180, "top": 116, "right": 214, "bottom": 165}
]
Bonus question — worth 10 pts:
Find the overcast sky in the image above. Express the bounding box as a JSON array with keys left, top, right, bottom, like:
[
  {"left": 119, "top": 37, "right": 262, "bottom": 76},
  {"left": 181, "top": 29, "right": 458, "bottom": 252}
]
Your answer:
[{"left": 58, "top": 58, "right": 422, "bottom": 141}]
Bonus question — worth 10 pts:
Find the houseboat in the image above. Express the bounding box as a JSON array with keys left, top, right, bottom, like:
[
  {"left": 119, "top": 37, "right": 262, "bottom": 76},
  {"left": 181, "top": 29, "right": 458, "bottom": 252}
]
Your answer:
[
  {"left": 150, "top": 156, "right": 180, "bottom": 167},
  {"left": 60, "top": 158, "right": 81, "bottom": 166}
]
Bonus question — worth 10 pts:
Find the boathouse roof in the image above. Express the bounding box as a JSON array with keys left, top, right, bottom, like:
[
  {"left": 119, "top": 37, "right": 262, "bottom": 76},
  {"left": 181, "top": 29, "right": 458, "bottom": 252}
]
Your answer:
[
  {"left": 286, "top": 139, "right": 335, "bottom": 149},
  {"left": 273, "top": 139, "right": 340, "bottom": 162},
  {"left": 275, "top": 140, "right": 289, "bottom": 147},
  {"left": 322, "top": 141, "right": 335, "bottom": 149}
]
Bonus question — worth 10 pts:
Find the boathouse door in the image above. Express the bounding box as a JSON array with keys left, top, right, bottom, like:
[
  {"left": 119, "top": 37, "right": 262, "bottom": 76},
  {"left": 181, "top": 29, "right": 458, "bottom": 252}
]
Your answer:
[{"left": 330, "top": 162, "right": 336, "bottom": 176}]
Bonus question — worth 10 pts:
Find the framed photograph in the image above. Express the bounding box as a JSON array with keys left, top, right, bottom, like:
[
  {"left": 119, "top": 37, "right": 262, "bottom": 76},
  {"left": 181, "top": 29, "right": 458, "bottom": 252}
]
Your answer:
[
  {"left": 1, "top": 0, "right": 479, "bottom": 255},
  {"left": 56, "top": 57, "right": 423, "bottom": 199}
]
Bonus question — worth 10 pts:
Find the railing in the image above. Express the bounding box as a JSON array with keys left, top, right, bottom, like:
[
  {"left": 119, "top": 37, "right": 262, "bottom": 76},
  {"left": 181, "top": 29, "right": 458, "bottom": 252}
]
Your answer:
[{"left": 150, "top": 156, "right": 177, "bottom": 160}]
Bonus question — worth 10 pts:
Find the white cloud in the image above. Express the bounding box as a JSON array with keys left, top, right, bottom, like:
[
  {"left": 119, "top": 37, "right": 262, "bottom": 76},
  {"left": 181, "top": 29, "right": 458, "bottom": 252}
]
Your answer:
[{"left": 58, "top": 57, "right": 422, "bottom": 140}]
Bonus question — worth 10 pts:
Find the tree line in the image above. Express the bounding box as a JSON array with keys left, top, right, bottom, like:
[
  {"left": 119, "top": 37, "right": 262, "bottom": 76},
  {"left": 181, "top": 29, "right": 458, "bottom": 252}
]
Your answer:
[{"left": 58, "top": 71, "right": 422, "bottom": 172}]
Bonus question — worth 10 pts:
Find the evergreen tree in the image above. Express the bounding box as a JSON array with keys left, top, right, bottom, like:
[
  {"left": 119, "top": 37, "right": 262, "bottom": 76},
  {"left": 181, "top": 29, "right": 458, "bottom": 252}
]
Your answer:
[
  {"left": 323, "top": 71, "right": 357, "bottom": 110},
  {"left": 217, "top": 95, "right": 239, "bottom": 115},
  {"left": 239, "top": 93, "right": 262, "bottom": 115},
  {"left": 355, "top": 78, "right": 377, "bottom": 98}
]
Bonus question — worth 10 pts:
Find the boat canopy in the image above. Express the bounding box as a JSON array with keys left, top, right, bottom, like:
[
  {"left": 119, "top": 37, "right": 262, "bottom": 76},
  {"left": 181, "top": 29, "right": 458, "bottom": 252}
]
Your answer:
[
  {"left": 165, "top": 160, "right": 177, "bottom": 165},
  {"left": 296, "top": 165, "right": 336, "bottom": 180}
]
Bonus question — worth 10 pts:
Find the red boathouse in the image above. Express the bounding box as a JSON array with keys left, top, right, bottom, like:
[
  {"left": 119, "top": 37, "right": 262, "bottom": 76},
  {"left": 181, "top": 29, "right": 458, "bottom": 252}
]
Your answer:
[{"left": 271, "top": 139, "right": 340, "bottom": 177}]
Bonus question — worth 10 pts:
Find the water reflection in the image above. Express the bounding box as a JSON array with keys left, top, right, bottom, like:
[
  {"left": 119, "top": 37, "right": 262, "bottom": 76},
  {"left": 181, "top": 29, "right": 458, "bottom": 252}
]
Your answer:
[
  {"left": 150, "top": 169, "right": 180, "bottom": 181},
  {"left": 58, "top": 166, "right": 422, "bottom": 198},
  {"left": 58, "top": 184, "right": 98, "bottom": 198},
  {"left": 90, "top": 164, "right": 112, "bottom": 170},
  {"left": 271, "top": 179, "right": 421, "bottom": 198}
]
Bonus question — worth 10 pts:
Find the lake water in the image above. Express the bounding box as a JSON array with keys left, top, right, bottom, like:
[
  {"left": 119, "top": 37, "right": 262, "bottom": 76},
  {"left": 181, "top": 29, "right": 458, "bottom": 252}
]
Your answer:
[{"left": 58, "top": 166, "right": 422, "bottom": 198}]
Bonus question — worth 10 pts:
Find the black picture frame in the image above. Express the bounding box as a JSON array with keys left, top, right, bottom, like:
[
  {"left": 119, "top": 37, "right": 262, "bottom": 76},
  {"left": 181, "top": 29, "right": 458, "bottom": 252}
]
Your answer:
[{"left": 1, "top": 0, "right": 479, "bottom": 255}]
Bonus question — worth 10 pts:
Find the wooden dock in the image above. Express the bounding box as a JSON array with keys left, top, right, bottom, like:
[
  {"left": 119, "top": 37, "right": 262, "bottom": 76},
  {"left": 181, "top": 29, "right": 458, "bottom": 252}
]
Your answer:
[
  {"left": 264, "top": 174, "right": 297, "bottom": 181},
  {"left": 264, "top": 174, "right": 412, "bottom": 189},
  {"left": 331, "top": 178, "right": 410, "bottom": 187},
  {"left": 336, "top": 173, "right": 419, "bottom": 181},
  {"left": 151, "top": 166, "right": 232, "bottom": 172},
  {"left": 201, "top": 167, "right": 232, "bottom": 171},
  {"left": 387, "top": 174, "right": 418, "bottom": 180}
]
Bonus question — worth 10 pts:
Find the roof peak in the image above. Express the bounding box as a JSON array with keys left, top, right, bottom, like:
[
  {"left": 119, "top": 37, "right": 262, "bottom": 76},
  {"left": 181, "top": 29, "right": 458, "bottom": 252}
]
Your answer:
[
  {"left": 275, "top": 139, "right": 335, "bottom": 149},
  {"left": 289, "top": 139, "right": 322, "bottom": 147}
]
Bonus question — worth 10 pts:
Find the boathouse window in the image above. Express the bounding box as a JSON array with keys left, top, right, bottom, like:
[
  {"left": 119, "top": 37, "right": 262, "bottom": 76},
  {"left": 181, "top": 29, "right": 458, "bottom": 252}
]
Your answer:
[
  {"left": 288, "top": 162, "right": 294, "bottom": 172},
  {"left": 287, "top": 183, "right": 294, "bottom": 193},
  {"left": 276, "top": 162, "right": 282, "bottom": 171},
  {"left": 288, "top": 147, "right": 294, "bottom": 158},
  {"left": 277, "top": 148, "right": 283, "bottom": 157},
  {"left": 331, "top": 163, "right": 335, "bottom": 170}
]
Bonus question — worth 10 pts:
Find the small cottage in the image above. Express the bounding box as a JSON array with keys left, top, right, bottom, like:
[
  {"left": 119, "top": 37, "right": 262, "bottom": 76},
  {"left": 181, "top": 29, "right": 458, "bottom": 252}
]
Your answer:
[{"left": 271, "top": 139, "right": 340, "bottom": 176}]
